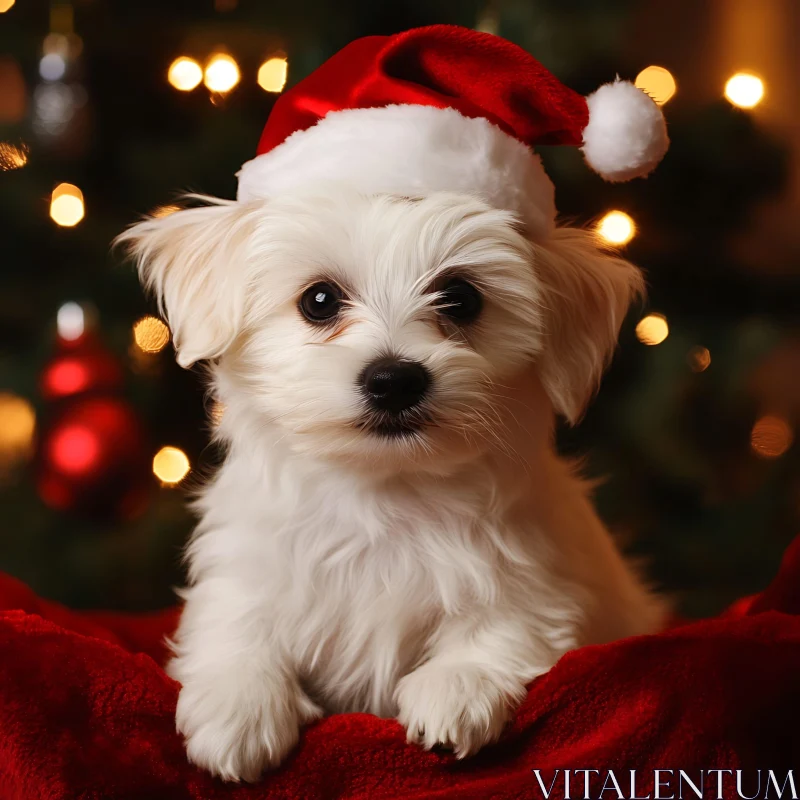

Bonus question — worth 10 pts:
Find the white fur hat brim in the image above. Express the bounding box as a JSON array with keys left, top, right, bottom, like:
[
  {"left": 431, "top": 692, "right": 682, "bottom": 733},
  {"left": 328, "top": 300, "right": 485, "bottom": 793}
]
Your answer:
[
  {"left": 237, "top": 104, "right": 557, "bottom": 239},
  {"left": 237, "top": 82, "right": 667, "bottom": 236}
]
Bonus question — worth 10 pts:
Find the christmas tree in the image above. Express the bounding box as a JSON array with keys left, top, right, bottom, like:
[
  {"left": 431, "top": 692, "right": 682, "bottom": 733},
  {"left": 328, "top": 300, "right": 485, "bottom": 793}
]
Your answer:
[{"left": 1, "top": 0, "right": 797, "bottom": 617}]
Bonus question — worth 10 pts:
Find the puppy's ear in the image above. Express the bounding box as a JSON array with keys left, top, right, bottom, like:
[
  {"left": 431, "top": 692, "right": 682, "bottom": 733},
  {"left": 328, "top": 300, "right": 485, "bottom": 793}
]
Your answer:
[
  {"left": 533, "top": 227, "right": 644, "bottom": 424},
  {"left": 117, "top": 199, "right": 255, "bottom": 368}
]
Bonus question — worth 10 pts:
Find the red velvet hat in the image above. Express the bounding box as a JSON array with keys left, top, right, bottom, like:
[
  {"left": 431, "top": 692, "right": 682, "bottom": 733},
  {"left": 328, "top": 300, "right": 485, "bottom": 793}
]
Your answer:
[{"left": 237, "top": 25, "right": 668, "bottom": 238}]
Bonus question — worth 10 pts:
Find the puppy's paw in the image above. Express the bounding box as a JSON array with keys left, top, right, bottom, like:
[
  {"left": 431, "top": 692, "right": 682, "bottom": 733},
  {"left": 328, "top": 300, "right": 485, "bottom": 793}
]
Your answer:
[
  {"left": 395, "top": 662, "right": 521, "bottom": 759},
  {"left": 175, "top": 673, "right": 322, "bottom": 782}
]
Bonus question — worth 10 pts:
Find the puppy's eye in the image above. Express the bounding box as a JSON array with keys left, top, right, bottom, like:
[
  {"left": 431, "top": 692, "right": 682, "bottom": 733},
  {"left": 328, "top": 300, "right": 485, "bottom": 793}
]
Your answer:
[
  {"left": 299, "top": 282, "right": 344, "bottom": 323},
  {"left": 437, "top": 278, "right": 482, "bottom": 324}
]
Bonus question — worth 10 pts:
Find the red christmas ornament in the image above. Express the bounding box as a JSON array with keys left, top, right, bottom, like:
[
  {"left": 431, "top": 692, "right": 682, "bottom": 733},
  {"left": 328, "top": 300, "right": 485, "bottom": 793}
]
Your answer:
[
  {"left": 40, "top": 333, "right": 123, "bottom": 403},
  {"left": 37, "top": 323, "right": 152, "bottom": 521},
  {"left": 36, "top": 396, "right": 150, "bottom": 520}
]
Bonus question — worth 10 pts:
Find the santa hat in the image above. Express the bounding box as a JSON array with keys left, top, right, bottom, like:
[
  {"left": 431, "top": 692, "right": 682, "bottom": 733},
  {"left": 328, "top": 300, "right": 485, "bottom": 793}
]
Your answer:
[{"left": 237, "top": 25, "right": 668, "bottom": 239}]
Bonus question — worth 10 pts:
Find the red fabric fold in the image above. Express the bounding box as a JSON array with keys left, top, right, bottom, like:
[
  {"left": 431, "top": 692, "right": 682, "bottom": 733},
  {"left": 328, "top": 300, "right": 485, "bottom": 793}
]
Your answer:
[{"left": 1, "top": 537, "right": 799, "bottom": 800}]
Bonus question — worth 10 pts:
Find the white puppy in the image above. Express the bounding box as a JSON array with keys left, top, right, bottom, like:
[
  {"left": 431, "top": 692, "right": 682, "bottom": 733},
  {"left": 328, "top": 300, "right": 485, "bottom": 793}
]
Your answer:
[{"left": 119, "top": 189, "right": 666, "bottom": 782}]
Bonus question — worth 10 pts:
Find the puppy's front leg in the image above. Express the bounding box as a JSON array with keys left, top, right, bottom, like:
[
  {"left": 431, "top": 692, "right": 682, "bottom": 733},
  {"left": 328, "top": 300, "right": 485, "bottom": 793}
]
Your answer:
[
  {"left": 167, "top": 576, "right": 321, "bottom": 782},
  {"left": 395, "top": 611, "right": 564, "bottom": 758}
]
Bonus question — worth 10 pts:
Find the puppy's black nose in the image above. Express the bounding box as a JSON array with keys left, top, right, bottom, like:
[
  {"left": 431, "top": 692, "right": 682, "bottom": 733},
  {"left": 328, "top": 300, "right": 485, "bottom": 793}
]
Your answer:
[{"left": 361, "top": 358, "right": 430, "bottom": 413}]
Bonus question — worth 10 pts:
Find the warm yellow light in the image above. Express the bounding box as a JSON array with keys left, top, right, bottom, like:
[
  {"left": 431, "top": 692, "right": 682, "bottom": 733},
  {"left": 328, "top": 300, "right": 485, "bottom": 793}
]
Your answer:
[
  {"left": 687, "top": 346, "right": 711, "bottom": 372},
  {"left": 168, "top": 57, "right": 203, "bottom": 91},
  {"left": 50, "top": 183, "right": 84, "bottom": 227},
  {"left": 751, "top": 415, "right": 793, "bottom": 459},
  {"left": 151, "top": 204, "right": 180, "bottom": 218},
  {"left": 724, "top": 73, "right": 764, "bottom": 109},
  {"left": 0, "top": 0, "right": 15, "bottom": 13},
  {"left": 635, "top": 66, "right": 677, "bottom": 106},
  {"left": 475, "top": 5, "right": 499, "bottom": 35},
  {"left": 153, "top": 446, "right": 190, "bottom": 485},
  {"left": 257, "top": 57, "right": 288, "bottom": 93},
  {"left": 0, "top": 392, "right": 35, "bottom": 466},
  {"left": 636, "top": 313, "right": 669, "bottom": 346},
  {"left": 0, "top": 142, "right": 27, "bottom": 170},
  {"left": 133, "top": 316, "right": 170, "bottom": 353},
  {"left": 43, "top": 33, "right": 69, "bottom": 57},
  {"left": 204, "top": 54, "right": 240, "bottom": 93},
  {"left": 597, "top": 211, "right": 636, "bottom": 245}
]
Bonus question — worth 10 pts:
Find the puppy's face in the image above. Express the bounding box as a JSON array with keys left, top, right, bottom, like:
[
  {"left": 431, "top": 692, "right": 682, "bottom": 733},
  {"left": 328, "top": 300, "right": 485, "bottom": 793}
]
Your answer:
[
  {"left": 232, "top": 193, "right": 543, "bottom": 471},
  {"left": 120, "top": 190, "right": 641, "bottom": 473}
]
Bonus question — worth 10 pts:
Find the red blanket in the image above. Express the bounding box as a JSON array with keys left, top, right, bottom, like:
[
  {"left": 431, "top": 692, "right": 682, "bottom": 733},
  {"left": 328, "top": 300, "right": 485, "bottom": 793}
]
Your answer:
[{"left": 1, "top": 539, "right": 799, "bottom": 800}]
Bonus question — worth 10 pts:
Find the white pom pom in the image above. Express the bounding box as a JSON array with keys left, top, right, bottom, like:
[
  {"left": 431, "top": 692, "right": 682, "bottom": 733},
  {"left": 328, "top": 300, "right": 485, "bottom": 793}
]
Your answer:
[{"left": 581, "top": 80, "right": 669, "bottom": 182}]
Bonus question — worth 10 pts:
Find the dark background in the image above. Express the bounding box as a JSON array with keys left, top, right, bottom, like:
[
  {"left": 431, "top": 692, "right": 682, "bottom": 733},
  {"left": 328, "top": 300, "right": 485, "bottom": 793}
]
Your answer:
[{"left": 1, "top": 0, "right": 798, "bottom": 617}]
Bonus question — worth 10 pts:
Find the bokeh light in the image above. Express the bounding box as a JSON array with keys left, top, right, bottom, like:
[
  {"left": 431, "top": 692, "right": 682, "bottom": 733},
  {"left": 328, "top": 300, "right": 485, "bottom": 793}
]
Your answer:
[
  {"left": 49, "top": 425, "right": 100, "bottom": 475},
  {"left": 42, "top": 33, "right": 70, "bottom": 58},
  {"left": 635, "top": 65, "right": 676, "bottom": 105},
  {"left": 0, "top": 0, "right": 16, "bottom": 12},
  {"left": 133, "top": 316, "right": 170, "bottom": 353},
  {"left": 750, "top": 415, "right": 793, "bottom": 459},
  {"left": 687, "top": 346, "right": 711, "bottom": 372},
  {"left": 153, "top": 446, "right": 190, "bottom": 485},
  {"left": 0, "top": 57, "right": 27, "bottom": 124},
  {"left": 475, "top": 4, "right": 499, "bottom": 35},
  {"left": 44, "top": 359, "right": 89, "bottom": 396},
  {"left": 39, "top": 52, "right": 66, "bottom": 82},
  {"left": 33, "top": 82, "right": 76, "bottom": 137},
  {"left": 597, "top": 211, "right": 636, "bottom": 245},
  {"left": 57, "top": 301, "right": 85, "bottom": 341},
  {"left": 204, "top": 54, "right": 240, "bottom": 93},
  {"left": 724, "top": 73, "right": 764, "bottom": 109},
  {"left": 0, "top": 141, "right": 27, "bottom": 170},
  {"left": 0, "top": 393, "right": 36, "bottom": 468},
  {"left": 151, "top": 204, "right": 180, "bottom": 218},
  {"left": 168, "top": 57, "right": 202, "bottom": 91},
  {"left": 50, "top": 183, "right": 84, "bottom": 227},
  {"left": 636, "top": 313, "right": 669, "bottom": 346},
  {"left": 257, "top": 57, "right": 288, "bottom": 93}
]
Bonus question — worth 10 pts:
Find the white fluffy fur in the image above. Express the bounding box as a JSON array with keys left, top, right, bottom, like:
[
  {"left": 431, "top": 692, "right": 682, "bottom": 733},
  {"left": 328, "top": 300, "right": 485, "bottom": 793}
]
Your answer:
[
  {"left": 237, "top": 105, "right": 557, "bottom": 239},
  {"left": 582, "top": 80, "right": 669, "bottom": 182},
  {"left": 118, "top": 190, "right": 665, "bottom": 783}
]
